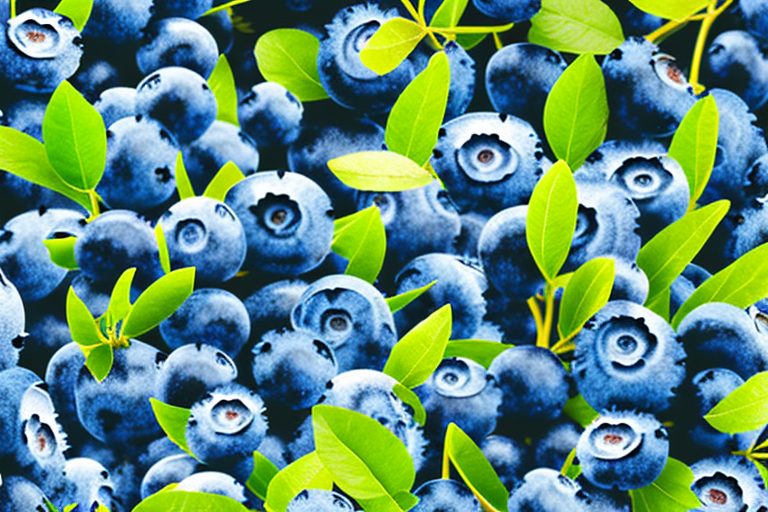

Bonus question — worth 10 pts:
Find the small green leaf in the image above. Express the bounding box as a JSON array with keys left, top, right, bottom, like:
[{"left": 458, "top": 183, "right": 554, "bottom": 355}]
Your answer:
[
  {"left": 54, "top": 0, "right": 94, "bottom": 31},
  {"left": 43, "top": 237, "right": 79, "bottom": 270},
  {"left": 149, "top": 398, "right": 196, "bottom": 458},
  {"left": 637, "top": 200, "right": 729, "bottom": 309},
  {"left": 392, "top": 382, "right": 427, "bottom": 425},
  {"left": 560, "top": 448, "right": 581, "bottom": 479},
  {"left": 752, "top": 460, "right": 768, "bottom": 489},
  {"left": 563, "top": 394, "right": 599, "bottom": 427},
  {"left": 43, "top": 81, "right": 106, "bottom": 190},
  {"left": 208, "top": 55, "right": 239, "bottom": 127},
  {"left": 386, "top": 280, "right": 437, "bottom": 313},
  {"left": 254, "top": 29, "right": 329, "bottom": 102},
  {"left": 455, "top": 33, "right": 487, "bottom": 50},
  {"left": 175, "top": 152, "right": 195, "bottom": 200},
  {"left": 265, "top": 452, "right": 333, "bottom": 512},
  {"left": 121, "top": 268, "right": 196, "bottom": 339},
  {"left": 628, "top": 0, "right": 707, "bottom": 20},
  {"left": 108, "top": 268, "right": 136, "bottom": 323},
  {"left": 529, "top": 0, "right": 624, "bottom": 54},
  {"left": 383, "top": 305, "right": 452, "bottom": 388},
  {"left": 203, "top": 161, "right": 246, "bottom": 201},
  {"left": 444, "top": 340, "right": 514, "bottom": 369},
  {"left": 430, "top": 0, "right": 469, "bottom": 27},
  {"left": 66, "top": 287, "right": 100, "bottom": 346},
  {"left": 155, "top": 223, "right": 171, "bottom": 275},
  {"left": 134, "top": 489, "right": 251, "bottom": 512},
  {"left": 628, "top": 458, "right": 701, "bottom": 512},
  {"left": 85, "top": 343, "right": 113, "bottom": 383},
  {"left": 332, "top": 205, "right": 387, "bottom": 284},
  {"left": 526, "top": 160, "right": 578, "bottom": 282},
  {"left": 444, "top": 423, "right": 509, "bottom": 512},
  {"left": 704, "top": 372, "right": 768, "bottom": 434},
  {"left": 203, "top": 0, "right": 251, "bottom": 16},
  {"left": 360, "top": 17, "right": 426, "bottom": 75},
  {"left": 246, "top": 451, "right": 280, "bottom": 501},
  {"left": 558, "top": 257, "right": 615, "bottom": 339},
  {"left": 669, "top": 96, "right": 719, "bottom": 208},
  {"left": 327, "top": 151, "right": 435, "bottom": 192},
  {"left": 544, "top": 54, "right": 609, "bottom": 170}
]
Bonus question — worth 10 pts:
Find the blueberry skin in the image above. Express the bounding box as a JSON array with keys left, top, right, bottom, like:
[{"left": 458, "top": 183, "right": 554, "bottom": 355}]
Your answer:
[
  {"left": 0, "top": 268, "right": 25, "bottom": 370},
  {"left": 443, "top": 41, "right": 476, "bottom": 120},
  {"left": 74, "top": 339, "right": 165, "bottom": 444},
  {"left": 573, "top": 301, "right": 685, "bottom": 414},
  {"left": 245, "top": 279, "right": 308, "bottom": 339},
  {"left": 83, "top": 0, "right": 153, "bottom": 44},
  {"left": 472, "top": 0, "right": 540, "bottom": 22},
  {"left": 741, "top": 0, "right": 768, "bottom": 43},
  {"left": 185, "top": 383, "right": 267, "bottom": 463},
  {"left": 431, "top": 112, "right": 545, "bottom": 215},
  {"left": 0, "top": 208, "right": 85, "bottom": 301},
  {"left": 507, "top": 468, "right": 591, "bottom": 512},
  {"left": 535, "top": 422, "right": 583, "bottom": 470},
  {"left": 160, "top": 288, "right": 251, "bottom": 358},
  {"left": 225, "top": 171, "right": 334, "bottom": 276},
  {"left": 44, "top": 342, "right": 84, "bottom": 434},
  {"left": 489, "top": 346, "right": 570, "bottom": 426},
  {"left": 602, "top": 37, "right": 696, "bottom": 137},
  {"left": 677, "top": 302, "right": 768, "bottom": 379},
  {"left": 155, "top": 343, "right": 238, "bottom": 408},
  {"left": 137, "top": 17, "right": 219, "bottom": 77},
  {"left": 287, "top": 489, "right": 356, "bottom": 512},
  {"left": 706, "top": 31, "right": 768, "bottom": 110},
  {"left": 578, "top": 410, "right": 668, "bottom": 491},
  {"left": 62, "top": 457, "right": 114, "bottom": 511},
  {"left": 480, "top": 435, "right": 527, "bottom": 490},
  {"left": 136, "top": 67, "right": 217, "bottom": 144},
  {"left": 0, "top": 367, "right": 41, "bottom": 458},
  {"left": 291, "top": 274, "right": 397, "bottom": 372},
  {"left": 0, "top": 8, "right": 83, "bottom": 93},
  {"left": 725, "top": 203, "right": 768, "bottom": 261},
  {"left": 0, "top": 476, "right": 49, "bottom": 512},
  {"left": 159, "top": 197, "right": 247, "bottom": 284},
  {"left": 100, "top": 117, "right": 178, "bottom": 212},
  {"left": 239, "top": 82, "right": 304, "bottom": 148},
  {"left": 71, "top": 58, "right": 122, "bottom": 103},
  {"left": 609, "top": 257, "right": 649, "bottom": 304},
  {"left": 154, "top": 0, "right": 215, "bottom": 20},
  {"left": 412, "top": 479, "right": 481, "bottom": 511},
  {"left": 176, "top": 472, "right": 247, "bottom": 503},
  {"left": 181, "top": 121, "right": 260, "bottom": 192},
  {"left": 251, "top": 329, "right": 337, "bottom": 410},
  {"left": 394, "top": 254, "right": 488, "bottom": 339},
  {"left": 690, "top": 456, "right": 768, "bottom": 511},
  {"left": 140, "top": 454, "right": 199, "bottom": 499},
  {"left": 486, "top": 43, "right": 566, "bottom": 129},
  {"left": 94, "top": 87, "right": 138, "bottom": 128},
  {"left": 198, "top": 9, "right": 234, "bottom": 54}
]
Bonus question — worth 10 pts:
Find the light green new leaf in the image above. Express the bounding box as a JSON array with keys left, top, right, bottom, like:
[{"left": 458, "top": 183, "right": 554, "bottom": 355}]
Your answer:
[
  {"left": 208, "top": 55, "right": 239, "bottom": 126},
  {"left": 563, "top": 394, "right": 599, "bottom": 427},
  {"left": 386, "top": 51, "right": 450, "bottom": 166},
  {"left": 386, "top": 280, "right": 437, "bottom": 313},
  {"left": 544, "top": 54, "right": 609, "bottom": 170},
  {"left": 360, "top": 17, "right": 426, "bottom": 75},
  {"left": 44, "top": 237, "right": 79, "bottom": 270},
  {"left": 327, "top": 151, "right": 435, "bottom": 191},
  {"left": 628, "top": 0, "right": 707, "bottom": 20},
  {"left": 134, "top": 489, "right": 250, "bottom": 512},
  {"left": 383, "top": 304, "right": 452, "bottom": 388},
  {"left": 671, "top": 241, "right": 768, "bottom": 329},
  {"left": 203, "top": 161, "right": 246, "bottom": 201},
  {"left": 444, "top": 340, "right": 514, "bottom": 369},
  {"left": 66, "top": 287, "right": 100, "bottom": 346},
  {"left": 669, "top": 96, "right": 719, "bottom": 207},
  {"left": 629, "top": 458, "right": 701, "bottom": 512},
  {"left": 246, "top": 451, "right": 280, "bottom": 500},
  {"left": 155, "top": 223, "right": 171, "bottom": 275},
  {"left": 265, "top": 452, "right": 333, "bottom": 512},
  {"left": 332, "top": 205, "right": 387, "bottom": 283},
  {"left": 255, "top": 29, "right": 329, "bottom": 102},
  {"left": 392, "top": 382, "right": 427, "bottom": 425},
  {"left": 108, "top": 268, "right": 136, "bottom": 323},
  {"left": 149, "top": 398, "right": 196, "bottom": 458},
  {"left": 529, "top": 0, "right": 625, "bottom": 54},
  {"left": 526, "top": 160, "right": 578, "bottom": 282},
  {"left": 704, "top": 372, "right": 768, "bottom": 434},
  {"left": 430, "top": 0, "right": 469, "bottom": 27},
  {"left": 43, "top": 81, "right": 106, "bottom": 190},
  {"left": 54, "top": 0, "right": 93, "bottom": 31},
  {"left": 444, "top": 423, "right": 509, "bottom": 512},
  {"left": 85, "top": 343, "right": 113, "bottom": 383},
  {"left": 121, "top": 267, "right": 196, "bottom": 338},
  {"left": 203, "top": 0, "right": 252, "bottom": 16},
  {"left": 558, "top": 257, "right": 615, "bottom": 339},
  {"left": 637, "top": 200, "right": 729, "bottom": 308},
  {"left": 753, "top": 460, "right": 768, "bottom": 489},
  {"left": 175, "top": 152, "right": 195, "bottom": 200}
]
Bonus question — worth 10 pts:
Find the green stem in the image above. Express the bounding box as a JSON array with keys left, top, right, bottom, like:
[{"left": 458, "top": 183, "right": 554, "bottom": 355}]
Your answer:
[
  {"left": 645, "top": 18, "right": 689, "bottom": 44},
  {"left": 560, "top": 448, "right": 578, "bottom": 475},
  {"left": 538, "top": 283, "right": 555, "bottom": 349},
  {"left": 399, "top": 0, "right": 420, "bottom": 21},
  {"left": 528, "top": 296, "right": 545, "bottom": 345},
  {"left": 432, "top": 22, "right": 514, "bottom": 34},
  {"left": 550, "top": 332, "right": 577, "bottom": 354},
  {"left": 492, "top": 32, "right": 503, "bottom": 50},
  {"left": 86, "top": 190, "right": 101, "bottom": 222},
  {"left": 441, "top": 447, "right": 450, "bottom": 479},
  {"left": 10, "top": 0, "right": 15, "bottom": 18},
  {"left": 690, "top": 0, "right": 734, "bottom": 94}
]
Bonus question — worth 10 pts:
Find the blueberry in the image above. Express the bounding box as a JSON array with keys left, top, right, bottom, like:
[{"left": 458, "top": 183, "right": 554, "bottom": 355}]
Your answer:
[
  {"left": 576, "top": 478, "right": 632, "bottom": 512},
  {"left": 225, "top": 171, "right": 334, "bottom": 276},
  {"left": 609, "top": 257, "right": 649, "bottom": 303},
  {"left": 94, "top": 87, "right": 138, "bottom": 130},
  {"left": 480, "top": 435, "right": 527, "bottom": 490},
  {"left": 155, "top": 343, "right": 238, "bottom": 407},
  {"left": 70, "top": 58, "right": 122, "bottom": 103},
  {"left": 0, "top": 268, "right": 25, "bottom": 370},
  {"left": 44, "top": 342, "right": 84, "bottom": 435},
  {"left": 160, "top": 288, "right": 251, "bottom": 358},
  {"left": 140, "top": 454, "right": 199, "bottom": 499},
  {"left": 573, "top": 300, "right": 685, "bottom": 413},
  {"left": 614, "top": 3, "right": 662, "bottom": 35},
  {"left": 198, "top": 9, "right": 234, "bottom": 54},
  {"left": 83, "top": 0, "right": 153, "bottom": 45},
  {"left": 412, "top": 479, "right": 481, "bottom": 511},
  {"left": 443, "top": 41, "right": 476, "bottom": 120},
  {"left": 472, "top": 0, "right": 540, "bottom": 22},
  {"left": 159, "top": 197, "right": 247, "bottom": 284},
  {"left": 291, "top": 274, "right": 396, "bottom": 371},
  {"left": 245, "top": 279, "right": 308, "bottom": 340},
  {"left": 706, "top": 31, "right": 768, "bottom": 110},
  {"left": 507, "top": 468, "right": 591, "bottom": 511},
  {"left": 176, "top": 472, "right": 247, "bottom": 503},
  {"left": 690, "top": 456, "right": 768, "bottom": 511},
  {"left": 724, "top": 202, "right": 768, "bottom": 262},
  {"left": 431, "top": 112, "right": 544, "bottom": 215},
  {"left": 137, "top": 17, "right": 219, "bottom": 77},
  {"left": 239, "top": 82, "right": 304, "bottom": 148},
  {"left": 0, "top": 367, "right": 42, "bottom": 456},
  {"left": 0, "top": 476, "right": 49, "bottom": 512},
  {"left": 287, "top": 489, "right": 355, "bottom": 511},
  {"left": 740, "top": 0, "right": 768, "bottom": 43},
  {"left": 535, "top": 422, "right": 583, "bottom": 470},
  {"left": 136, "top": 67, "right": 217, "bottom": 144},
  {"left": 62, "top": 457, "right": 114, "bottom": 511}
]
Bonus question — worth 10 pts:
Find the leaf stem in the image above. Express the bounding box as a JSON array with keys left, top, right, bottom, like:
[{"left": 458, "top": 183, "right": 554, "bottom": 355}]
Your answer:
[
  {"left": 528, "top": 296, "right": 545, "bottom": 345},
  {"left": 645, "top": 18, "right": 689, "bottom": 44},
  {"left": 492, "top": 32, "right": 503, "bottom": 50},
  {"left": 540, "top": 283, "right": 555, "bottom": 349},
  {"left": 10, "top": 0, "right": 15, "bottom": 18},
  {"left": 690, "top": 0, "right": 734, "bottom": 94},
  {"left": 550, "top": 332, "right": 577, "bottom": 354},
  {"left": 399, "top": 0, "right": 420, "bottom": 21},
  {"left": 86, "top": 190, "right": 101, "bottom": 222},
  {"left": 560, "top": 447, "right": 578, "bottom": 475},
  {"left": 432, "top": 23, "right": 514, "bottom": 34},
  {"left": 441, "top": 446, "right": 450, "bottom": 479}
]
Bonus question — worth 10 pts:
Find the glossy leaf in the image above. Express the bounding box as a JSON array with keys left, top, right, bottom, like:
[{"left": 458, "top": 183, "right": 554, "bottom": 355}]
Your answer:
[
  {"left": 134, "top": 489, "right": 250, "bottom": 511},
  {"left": 265, "top": 452, "right": 333, "bottom": 512},
  {"left": 563, "top": 394, "right": 599, "bottom": 427},
  {"left": 360, "top": 17, "right": 426, "bottom": 75},
  {"left": 121, "top": 268, "right": 196, "bottom": 338},
  {"left": 430, "top": 0, "right": 469, "bottom": 27},
  {"left": 175, "top": 152, "right": 195, "bottom": 200},
  {"left": 558, "top": 257, "right": 615, "bottom": 339},
  {"left": 327, "top": 151, "right": 435, "bottom": 192},
  {"left": 85, "top": 343, "right": 113, "bottom": 383},
  {"left": 155, "top": 223, "right": 171, "bottom": 275},
  {"left": 246, "top": 451, "right": 280, "bottom": 500},
  {"left": 529, "top": 0, "right": 625, "bottom": 54},
  {"left": 392, "top": 382, "right": 427, "bottom": 425},
  {"left": 705, "top": 372, "right": 768, "bottom": 434},
  {"left": 208, "top": 55, "right": 239, "bottom": 126},
  {"left": 149, "top": 398, "right": 196, "bottom": 458},
  {"left": 66, "top": 287, "right": 100, "bottom": 346},
  {"left": 628, "top": 458, "right": 701, "bottom": 512},
  {"left": 628, "top": 0, "right": 707, "bottom": 20},
  {"left": 44, "top": 237, "right": 78, "bottom": 270},
  {"left": 54, "top": 0, "right": 93, "bottom": 31},
  {"left": 386, "top": 280, "right": 437, "bottom": 313},
  {"left": 255, "top": 29, "right": 329, "bottom": 101},
  {"left": 332, "top": 205, "right": 387, "bottom": 284},
  {"left": 203, "top": 161, "right": 246, "bottom": 201},
  {"left": 108, "top": 268, "right": 136, "bottom": 323},
  {"left": 444, "top": 340, "right": 514, "bottom": 369}
]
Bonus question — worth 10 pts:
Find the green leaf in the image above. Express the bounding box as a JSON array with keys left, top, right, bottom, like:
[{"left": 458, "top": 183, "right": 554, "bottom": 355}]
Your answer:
[
  {"left": 53, "top": 0, "right": 93, "bottom": 31},
  {"left": 637, "top": 200, "right": 729, "bottom": 308},
  {"left": 563, "top": 394, "right": 599, "bottom": 427},
  {"left": 134, "top": 489, "right": 250, "bottom": 512},
  {"left": 704, "top": 372, "right": 768, "bottom": 434},
  {"left": 386, "top": 280, "right": 437, "bottom": 313},
  {"left": 332, "top": 205, "right": 387, "bottom": 284},
  {"left": 203, "top": 0, "right": 252, "bottom": 16},
  {"left": 360, "top": 18, "right": 426, "bottom": 75},
  {"left": 175, "top": 152, "right": 195, "bottom": 200},
  {"left": 327, "top": 151, "right": 435, "bottom": 192},
  {"left": 392, "top": 382, "right": 427, "bottom": 425},
  {"left": 561, "top": 448, "right": 581, "bottom": 480},
  {"left": 646, "top": 287, "right": 671, "bottom": 321},
  {"left": 312, "top": 405, "right": 415, "bottom": 507},
  {"left": 628, "top": 0, "right": 707, "bottom": 20},
  {"left": 629, "top": 458, "right": 701, "bottom": 512},
  {"left": 386, "top": 52, "right": 450, "bottom": 166},
  {"left": 108, "top": 268, "right": 136, "bottom": 324},
  {"left": 444, "top": 423, "right": 509, "bottom": 512},
  {"left": 246, "top": 451, "right": 280, "bottom": 501},
  {"left": 43, "top": 81, "right": 106, "bottom": 190},
  {"left": 66, "top": 287, "right": 100, "bottom": 345},
  {"left": 43, "top": 237, "right": 79, "bottom": 270},
  {"left": 383, "top": 305, "right": 452, "bottom": 388},
  {"left": 155, "top": 223, "right": 171, "bottom": 275},
  {"left": 149, "top": 398, "right": 196, "bottom": 458},
  {"left": 203, "top": 161, "right": 246, "bottom": 201},
  {"left": 671, "top": 241, "right": 768, "bottom": 329},
  {"left": 207, "top": 55, "right": 239, "bottom": 127},
  {"left": 254, "top": 29, "right": 329, "bottom": 102},
  {"left": 430, "top": 0, "right": 469, "bottom": 27},
  {"left": 84, "top": 343, "right": 113, "bottom": 382},
  {"left": 63, "top": 504, "right": 78, "bottom": 512},
  {"left": 544, "top": 54, "right": 609, "bottom": 170},
  {"left": 121, "top": 268, "right": 196, "bottom": 339},
  {"left": 265, "top": 452, "right": 333, "bottom": 512},
  {"left": 529, "top": 0, "right": 624, "bottom": 54},
  {"left": 752, "top": 460, "right": 768, "bottom": 489},
  {"left": 526, "top": 160, "right": 578, "bottom": 282},
  {"left": 455, "top": 33, "right": 487, "bottom": 50},
  {"left": 444, "top": 340, "right": 514, "bottom": 369},
  {"left": 558, "top": 257, "right": 615, "bottom": 339},
  {"left": 0, "top": 127, "right": 92, "bottom": 212}
]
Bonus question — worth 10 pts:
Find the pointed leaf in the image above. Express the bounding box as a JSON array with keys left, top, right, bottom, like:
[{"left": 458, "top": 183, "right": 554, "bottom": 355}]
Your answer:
[
  {"left": 392, "top": 382, "right": 427, "bottom": 425},
  {"left": 134, "top": 490, "right": 250, "bottom": 511},
  {"left": 85, "top": 343, "right": 113, "bottom": 383},
  {"left": 628, "top": 458, "right": 701, "bottom": 512},
  {"left": 175, "top": 152, "right": 195, "bottom": 200},
  {"left": 255, "top": 29, "right": 329, "bottom": 102},
  {"left": 203, "top": 161, "right": 246, "bottom": 201},
  {"left": 208, "top": 55, "right": 239, "bottom": 126},
  {"left": 332, "top": 205, "right": 387, "bottom": 283},
  {"left": 529, "top": 0, "right": 624, "bottom": 54},
  {"left": 327, "top": 151, "right": 435, "bottom": 191},
  {"left": 563, "top": 394, "right": 599, "bottom": 427},
  {"left": 444, "top": 340, "right": 514, "bottom": 369},
  {"left": 360, "top": 18, "right": 426, "bottom": 75},
  {"left": 628, "top": 0, "right": 707, "bottom": 20},
  {"left": 54, "top": 0, "right": 94, "bottom": 31},
  {"left": 66, "top": 287, "right": 100, "bottom": 346},
  {"left": 704, "top": 372, "right": 768, "bottom": 434},
  {"left": 265, "top": 452, "right": 333, "bottom": 512},
  {"left": 753, "top": 460, "right": 768, "bottom": 489},
  {"left": 149, "top": 398, "right": 196, "bottom": 458},
  {"left": 558, "top": 257, "right": 615, "bottom": 339},
  {"left": 108, "top": 268, "right": 136, "bottom": 323},
  {"left": 246, "top": 451, "right": 280, "bottom": 500},
  {"left": 121, "top": 267, "right": 196, "bottom": 338},
  {"left": 386, "top": 280, "right": 437, "bottom": 313},
  {"left": 430, "top": 0, "right": 469, "bottom": 27},
  {"left": 155, "top": 223, "right": 171, "bottom": 275},
  {"left": 44, "top": 236, "right": 79, "bottom": 270}
]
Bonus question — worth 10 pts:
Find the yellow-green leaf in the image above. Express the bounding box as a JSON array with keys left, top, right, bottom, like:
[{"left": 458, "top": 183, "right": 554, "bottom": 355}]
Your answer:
[
  {"left": 208, "top": 55, "right": 239, "bottom": 127},
  {"left": 255, "top": 29, "right": 329, "bottom": 102},
  {"left": 327, "top": 151, "right": 435, "bottom": 192},
  {"left": 360, "top": 18, "right": 426, "bottom": 75}
]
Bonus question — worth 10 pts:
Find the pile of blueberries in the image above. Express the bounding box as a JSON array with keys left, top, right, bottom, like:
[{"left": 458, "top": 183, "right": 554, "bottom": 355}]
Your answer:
[{"left": 3, "top": 0, "right": 768, "bottom": 510}]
